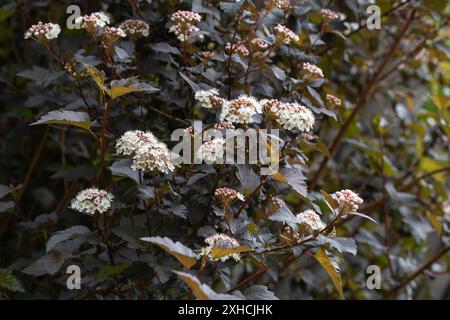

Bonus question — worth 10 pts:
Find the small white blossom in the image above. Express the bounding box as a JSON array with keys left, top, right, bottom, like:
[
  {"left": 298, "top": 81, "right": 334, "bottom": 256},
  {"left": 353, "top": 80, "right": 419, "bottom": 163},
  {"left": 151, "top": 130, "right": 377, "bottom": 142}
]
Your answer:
[
  {"left": 194, "top": 88, "right": 223, "bottom": 109},
  {"left": 70, "top": 188, "right": 113, "bottom": 215},
  {"left": 263, "top": 99, "right": 315, "bottom": 132},
  {"left": 274, "top": 24, "right": 299, "bottom": 44},
  {"left": 115, "top": 130, "right": 175, "bottom": 174},
  {"left": 220, "top": 95, "right": 262, "bottom": 124},
  {"left": 24, "top": 22, "right": 61, "bottom": 41},
  {"left": 197, "top": 138, "right": 225, "bottom": 163},
  {"left": 296, "top": 209, "right": 326, "bottom": 232},
  {"left": 332, "top": 189, "right": 363, "bottom": 214},
  {"left": 201, "top": 233, "right": 241, "bottom": 262}
]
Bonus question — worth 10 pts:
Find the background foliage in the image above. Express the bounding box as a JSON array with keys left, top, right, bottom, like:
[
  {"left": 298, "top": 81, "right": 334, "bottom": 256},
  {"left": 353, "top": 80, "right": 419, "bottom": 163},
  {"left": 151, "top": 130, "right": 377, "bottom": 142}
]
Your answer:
[{"left": 0, "top": 0, "right": 449, "bottom": 299}]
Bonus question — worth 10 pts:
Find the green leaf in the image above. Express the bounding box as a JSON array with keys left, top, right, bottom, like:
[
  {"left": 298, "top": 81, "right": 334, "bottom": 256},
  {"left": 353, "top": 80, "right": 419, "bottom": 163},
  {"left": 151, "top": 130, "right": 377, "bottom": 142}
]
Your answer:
[
  {"left": 173, "top": 270, "right": 240, "bottom": 300},
  {"left": 83, "top": 63, "right": 106, "bottom": 91},
  {"left": 352, "top": 212, "right": 378, "bottom": 224},
  {"left": 423, "top": 0, "right": 447, "bottom": 11},
  {"left": 108, "top": 77, "right": 159, "bottom": 99},
  {"left": 316, "top": 235, "right": 357, "bottom": 255},
  {"left": 140, "top": 236, "right": 198, "bottom": 270},
  {"left": 321, "top": 189, "right": 339, "bottom": 213},
  {"left": 273, "top": 167, "right": 308, "bottom": 198},
  {"left": 0, "top": 3, "right": 16, "bottom": 23},
  {"left": 0, "top": 269, "right": 24, "bottom": 293},
  {"left": 30, "top": 110, "right": 93, "bottom": 131},
  {"left": 419, "top": 157, "right": 447, "bottom": 183},
  {"left": 314, "top": 248, "right": 344, "bottom": 299},
  {"left": 210, "top": 245, "right": 252, "bottom": 260},
  {"left": 96, "top": 262, "right": 132, "bottom": 280},
  {"left": 243, "top": 285, "right": 279, "bottom": 300},
  {"left": 46, "top": 226, "right": 90, "bottom": 253}
]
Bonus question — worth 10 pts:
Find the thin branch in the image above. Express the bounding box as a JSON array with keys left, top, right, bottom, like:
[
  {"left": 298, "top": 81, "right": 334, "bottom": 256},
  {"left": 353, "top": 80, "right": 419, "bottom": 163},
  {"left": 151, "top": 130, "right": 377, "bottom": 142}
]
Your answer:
[
  {"left": 308, "top": 9, "right": 416, "bottom": 192},
  {"left": 387, "top": 246, "right": 450, "bottom": 299}
]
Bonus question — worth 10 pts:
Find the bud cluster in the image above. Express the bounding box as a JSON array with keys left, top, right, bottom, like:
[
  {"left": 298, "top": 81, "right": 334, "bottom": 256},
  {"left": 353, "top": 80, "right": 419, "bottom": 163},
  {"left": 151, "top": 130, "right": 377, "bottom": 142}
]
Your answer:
[
  {"left": 169, "top": 10, "right": 201, "bottom": 42},
  {"left": 302, "top": 62, "right": 324, "bottom": 79},
  {"left": 332, "top": 189, "right": 363, "bottom": 215},
  {"left": 24, "top": 22, "right": 61, "bottom": 42},
  {"left": 119, "top": 19, "right": 150, "bottom": 37},
  {"left": 274, "top": 24, "right": 299, "bottom": 44}
]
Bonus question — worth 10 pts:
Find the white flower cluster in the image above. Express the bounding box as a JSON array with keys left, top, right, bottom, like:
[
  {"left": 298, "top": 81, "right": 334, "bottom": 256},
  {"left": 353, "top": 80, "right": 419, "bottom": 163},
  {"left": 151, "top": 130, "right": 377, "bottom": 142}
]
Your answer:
[
  {"left": 273, "top": 0, "right": 292, "bottom": 10},
  {"left": 220, "top": 95, "right": 262, "bottom": 124},
  {"left": 75, "top": 12, "right": 110, "bottom": 33},
  {"left": 201, "top": 51, "right": 215, "bottom": 60},
  {"left": 321, "top": 8, "right": 339, "bottom": 22},
  {"left": 102, "top": 26, "right": 126, "bottom": 46},
  {"left": 332, "top": 189, "right": 363, "bottom": 214},
  {"left": 115, "top": 130, "right": 175, "bottom": 174},
  {"left": 201, "top": 233, "right": 241, "bottom": 262},
  {"left": 326, "top": 94, "right": 341, "bottom": 108},
  {"left": 169, "top": 10, "right": 201, "bottom": 42},
  {"left": 24, "top": 22, "right": 61, "bottom": 41},
  {"left": 225, "top": 42, "right": 250, "bottom": 56},
  {"left": 262, "top": 99, "right": 315, "bottom": 132},
  {"left": 274, "top": 24, "right": 299, "bottom": 44},
  {"left": 214, "top": 122, "right": 235, "bottom": 130},
  {"left": 250, "top": 37, "right": 269, "bottom": 51},
  {"left": 70, "top": 188, "right": 113, "bottom": 215},
  {"left": 197, "top": 138, "right": 225, "bottom": 163},
  {"left": 214, "top": 187, "right": 245, "bottom": 205},
  {"left": 270, "top": 197, "right": 286, "bottom": 210},
  {"left": 296, "top": 209, "right": 326, "bottom": 232},
  {"left": 302, "top": 62, "right": 324, "bottom": 79},
  {"left": 194, "top": 88, "right": 223, "bottom": 109},
  {"left": 119, "top": 19, "right": 150, "bottom": 37}
]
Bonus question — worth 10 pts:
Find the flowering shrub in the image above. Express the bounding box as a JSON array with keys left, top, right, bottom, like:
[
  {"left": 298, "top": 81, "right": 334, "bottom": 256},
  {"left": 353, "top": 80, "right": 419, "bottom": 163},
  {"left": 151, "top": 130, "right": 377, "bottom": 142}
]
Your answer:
[{"left": 0, "top": 0, "right": 449, "bottom": 300}]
